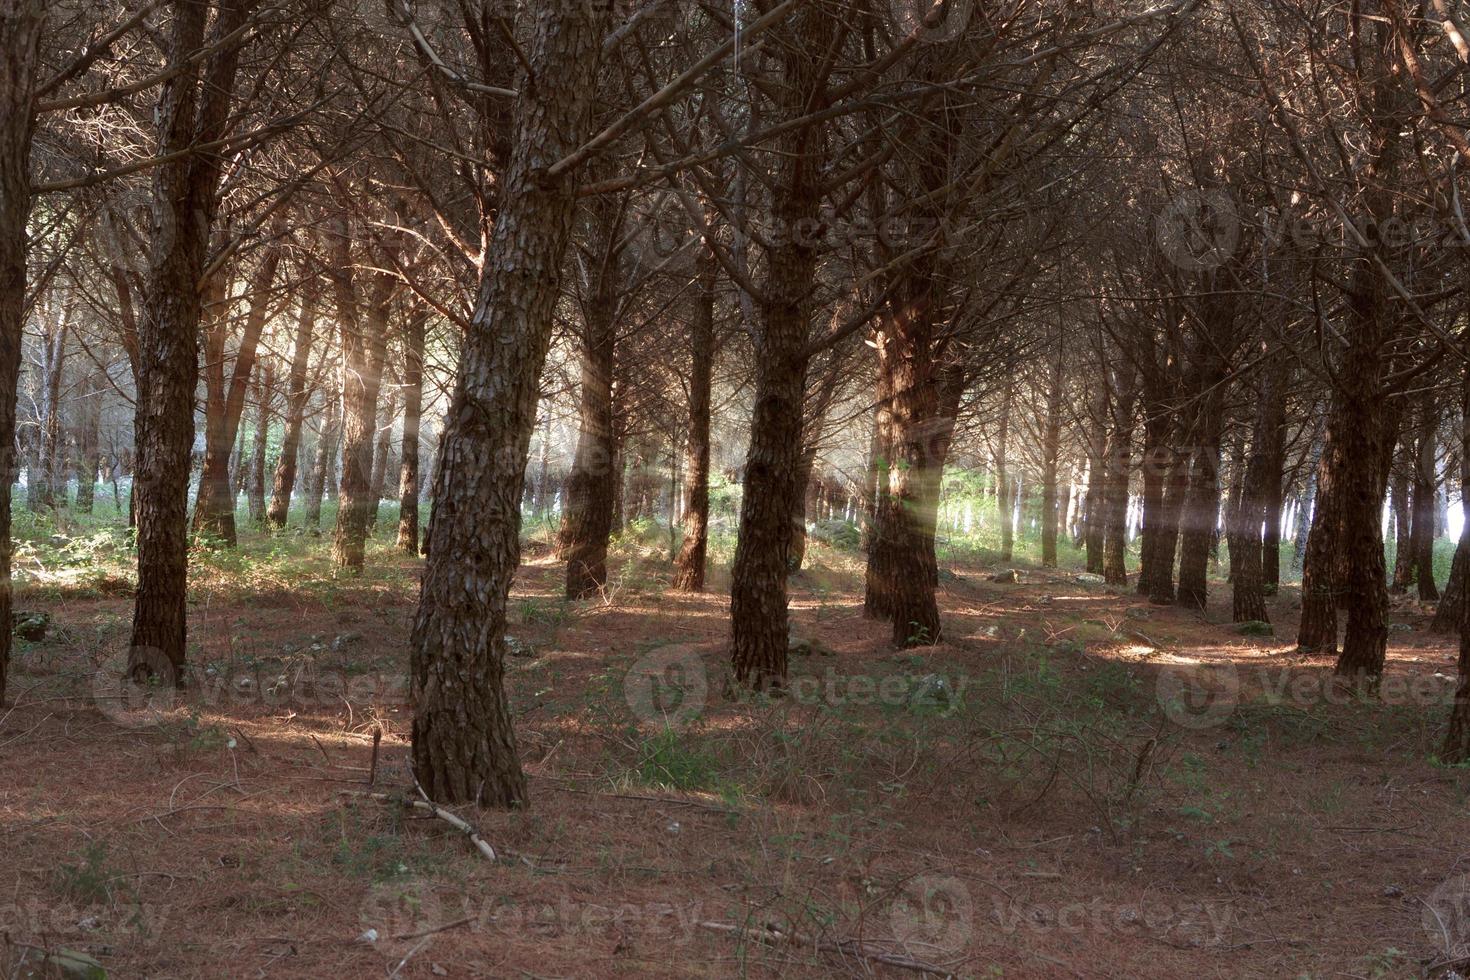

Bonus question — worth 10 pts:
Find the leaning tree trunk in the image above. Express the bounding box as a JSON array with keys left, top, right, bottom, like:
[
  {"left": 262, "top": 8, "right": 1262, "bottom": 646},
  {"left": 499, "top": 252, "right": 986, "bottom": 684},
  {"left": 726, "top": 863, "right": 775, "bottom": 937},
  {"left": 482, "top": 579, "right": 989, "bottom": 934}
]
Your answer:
[
  {"left": 672, "top": 251, "right": 716, "bottom": 592},
  {"left": 130, "top": 0, "right": 251, "bottom": 682},
  {"left": 396, "top": 311, "right": 425, "bottom": 553},
  {"left": 0, "top": 0, "right": 42, "bottom": 705},
  {"left": 409, "top": 4, "right": 609, "bottom": 807},
  {"left": 267, "top": 277, "right": 318, "bottom": 529}
]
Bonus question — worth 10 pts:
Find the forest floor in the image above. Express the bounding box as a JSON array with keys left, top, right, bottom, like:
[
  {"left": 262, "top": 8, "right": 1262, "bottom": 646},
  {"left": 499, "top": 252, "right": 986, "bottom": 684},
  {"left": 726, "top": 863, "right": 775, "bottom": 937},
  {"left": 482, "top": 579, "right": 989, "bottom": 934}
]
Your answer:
[{"left": 2, "top": 516, "right": 1469, "bottom": 979}]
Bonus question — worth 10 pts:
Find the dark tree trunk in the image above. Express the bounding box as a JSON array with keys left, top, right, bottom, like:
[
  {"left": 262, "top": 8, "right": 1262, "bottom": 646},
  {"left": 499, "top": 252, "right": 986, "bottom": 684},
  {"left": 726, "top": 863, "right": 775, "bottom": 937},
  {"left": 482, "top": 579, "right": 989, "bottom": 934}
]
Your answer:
[
  {"left": 246, "top": 362, "right": 273, "bottom": 526},
  {"left": 267, "top": 277, "right": 318, "bottom": 529},
  {"left": 1412, "top": 401, "right": 1440, "bottom": 601},
  {"left": 864, "top": 370, "right": 897, "bottom": 617},
  {"left": 1083, "top": 365, "right": 1111, "bottom": 574},
  {"left": 673, "top": 252, "right": 716, "bottom": 593},
  {"left": 0, "top": 0, "right": 42, "bottom": 705},
  {"left": 1040, "top": 348, "right": 1064, "bottom": 569},
  {"left": 1445, "top": 360, "right": 1470, "bottom": 759},
  {"left": 1102, "top": 366, "right": 1138, "bottom": 586},
  {"left": 996, "top": 382, "right": 1014, "bottom": 562},
  {"left": 396, "top": 312, "right": 425, "bottom": 553},
  {"left": 728, "top": 4, "right": 836, "bottom": 690},
  {"left": 130, "top": 0, "right": 253, "bottom": 682},
  {"left": 410, "top": 5, "right": 609, "bottom": 806},
  {"left": 562, "top": 200, "right": 622, "bottom": 600},
  {"left": 1390, "top": 466, "right": 1414, "bottom": 593},
  {"left": 1232, "top": 353, "right": 1289, "bottom": 622},
  {"left": 36, "top": 302, "right": 67, "bottom": 510}
]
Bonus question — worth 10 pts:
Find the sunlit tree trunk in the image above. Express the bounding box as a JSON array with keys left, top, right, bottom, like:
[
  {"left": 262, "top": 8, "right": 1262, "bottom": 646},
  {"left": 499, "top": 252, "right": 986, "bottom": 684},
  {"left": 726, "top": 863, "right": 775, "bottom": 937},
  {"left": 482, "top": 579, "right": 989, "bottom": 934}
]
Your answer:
[{"left": 410, "top": 4, "right": 609, "bottom": 806}]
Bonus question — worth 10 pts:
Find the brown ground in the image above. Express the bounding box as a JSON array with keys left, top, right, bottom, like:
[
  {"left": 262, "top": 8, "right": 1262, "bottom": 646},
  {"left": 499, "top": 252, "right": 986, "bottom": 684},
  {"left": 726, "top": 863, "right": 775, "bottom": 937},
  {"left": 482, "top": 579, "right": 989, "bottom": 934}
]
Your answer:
[{"left": 2, "top": 535, "right": 1468, "bottom": 979}]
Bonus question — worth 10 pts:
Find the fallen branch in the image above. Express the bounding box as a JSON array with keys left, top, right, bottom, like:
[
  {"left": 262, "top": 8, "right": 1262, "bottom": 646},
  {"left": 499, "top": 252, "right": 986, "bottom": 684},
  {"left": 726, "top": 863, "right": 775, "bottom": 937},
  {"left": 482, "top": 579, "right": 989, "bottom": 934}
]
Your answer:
[
  {"left": 339, "top": 790, "right": 497, "bottom": 862},
  {"left": 697, "top": 920, "right": 955, "bottom": 977}
]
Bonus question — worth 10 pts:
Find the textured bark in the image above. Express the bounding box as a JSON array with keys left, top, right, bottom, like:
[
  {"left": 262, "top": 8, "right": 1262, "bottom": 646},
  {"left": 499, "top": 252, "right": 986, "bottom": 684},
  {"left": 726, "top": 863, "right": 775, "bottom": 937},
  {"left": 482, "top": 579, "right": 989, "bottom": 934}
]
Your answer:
[
  {"left": 130, "top": 0, "right": 253, "bottom": 681},
  {"left": 562, "top": 200, "right": 622, "bottom": 600},
  {"left": 1390, "top": 466, "right": 1414, "bottom": 593},
  {"left": 329, "top": 221, "right": 392, "bottom": 572},
  {"left": 0, "top": 0, "right": 42, "bottom": 705},
  {"left": 267, "top": 278, "right": 318, "bottom": 529},
  {"left": 673, "top": 252, "right": 716, "bottom": 592},
  {"left": 396, "top": 312, "right": 425, "bottom": 553},
  {"left": 728, "top": 5, "right": 836, "bottom": 690},
  {"left": 864, "top": 368, "right": 897, "bottom": 617},
  {"left": 1082, "top": 369, "right": 1110, "bottom": 573},
  {"left": 410, "top": 5, "right": 608, "bottom": 807},
  {"left": 1433, "top": 365, "right": 1470, "bottom": 634}
]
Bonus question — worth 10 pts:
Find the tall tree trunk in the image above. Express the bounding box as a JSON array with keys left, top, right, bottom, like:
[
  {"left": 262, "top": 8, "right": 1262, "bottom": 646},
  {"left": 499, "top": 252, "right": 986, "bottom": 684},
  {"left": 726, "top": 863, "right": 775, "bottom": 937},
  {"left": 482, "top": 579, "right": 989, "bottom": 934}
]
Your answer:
[
  {"left": 1390, "top": 465, "right": 1414, "bottom": 592},
  {"left": 864, "top": 369, "right": 897, "bottom": 616},
  {"left": 410, "top": 5, "right": 609, "bottom": 806},
  {"left": 0, "top": 0, "right": 42, "bottom": 705},
  {"left": 1412, "top": 400, "right": 1441, "bottom": 601},
  {"left": 267, "top": 277, "right": 318, "bottom": 529},
  {"left": 727, "top": 4, "right": 836, "bottom": 690},
  {"left": 246, "top": 362, "right": 273, "bottom": 526},
  {"left": 673, "top": 252, "right": 716, "bottom": 593},
  {"left": 1102, "top": 366, "right": 1138, "bottom": 586},
  {"left": 130, "top": 0, "right": 253, "bottom": 682},
  {"left": 303, "top": 388, "right": 338, "bottom": 529},
  {"left": 1444, "top": 360, "right": 1470, "bottom": 760},
  {"left": 368, "top": 387, "right": 396, "bottom": 530},
  {"left": 995, "top": 382, "right": 1014, "bottom": 561},
  {"left": 1232, "top": 352, "right": 1289, "bottom": 622},
  {"left": 329, "top": 221, "right": 392, "bottom": 572},
  {"left": 1040, "top": 348, "right": 1064, "bottom": 569},
  {"left": 74, "top": 367, "right": 102, "bottom": 514},
  {"left": 36, "top": 300, "right": 67, "bottom": 510},
  {"left": 562, "top": 199, "right": 621, "bottom": 600},
  {"left": 396, "top": 311, "right": 425, "bottom": 553}
]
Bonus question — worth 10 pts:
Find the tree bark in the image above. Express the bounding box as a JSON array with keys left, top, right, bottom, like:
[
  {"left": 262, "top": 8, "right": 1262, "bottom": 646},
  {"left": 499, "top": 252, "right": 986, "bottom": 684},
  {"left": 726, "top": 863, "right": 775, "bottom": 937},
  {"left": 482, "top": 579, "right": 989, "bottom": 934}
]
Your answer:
[
  {"left": 303, "top": 389, "right": 337, "bottom": 528},
  {"left": 410, "top": 4, "right": 609, "bottom": 806},
  {"left": 0, "top": 0, "right": 42, "bottom": 705},
  {"left": 246, "top": 362, "right": 273, "bottom": 526},
  {"left": 396, "top": 311, "right": 426, "bottom": 553},
  {"left": 329, "top": 220, "right": 392, "bottom": 572},
  {"left": 267, "top": 276, "right": 318, "bottom": 529},
  {"left": 673, "top": 250, "right": 716, "bottom": 592},
  {"left": 1102, "top": 364, "right": 1138, "bottom": 586},
  {"left": 193, "top": 246, "right": 281, "bottom": 545},
  {"left": 1411, "top": 399, "right": 1440, "bottom": 601},
  {"left": 1040, "top": 348, "right": 1064, "bottom": 569},
  {"left": 1232, "top": 352, "right": 1289, "bottom": 622},
  {"left": 130, "top": 0, "right": 253, "bottom": 682}
]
